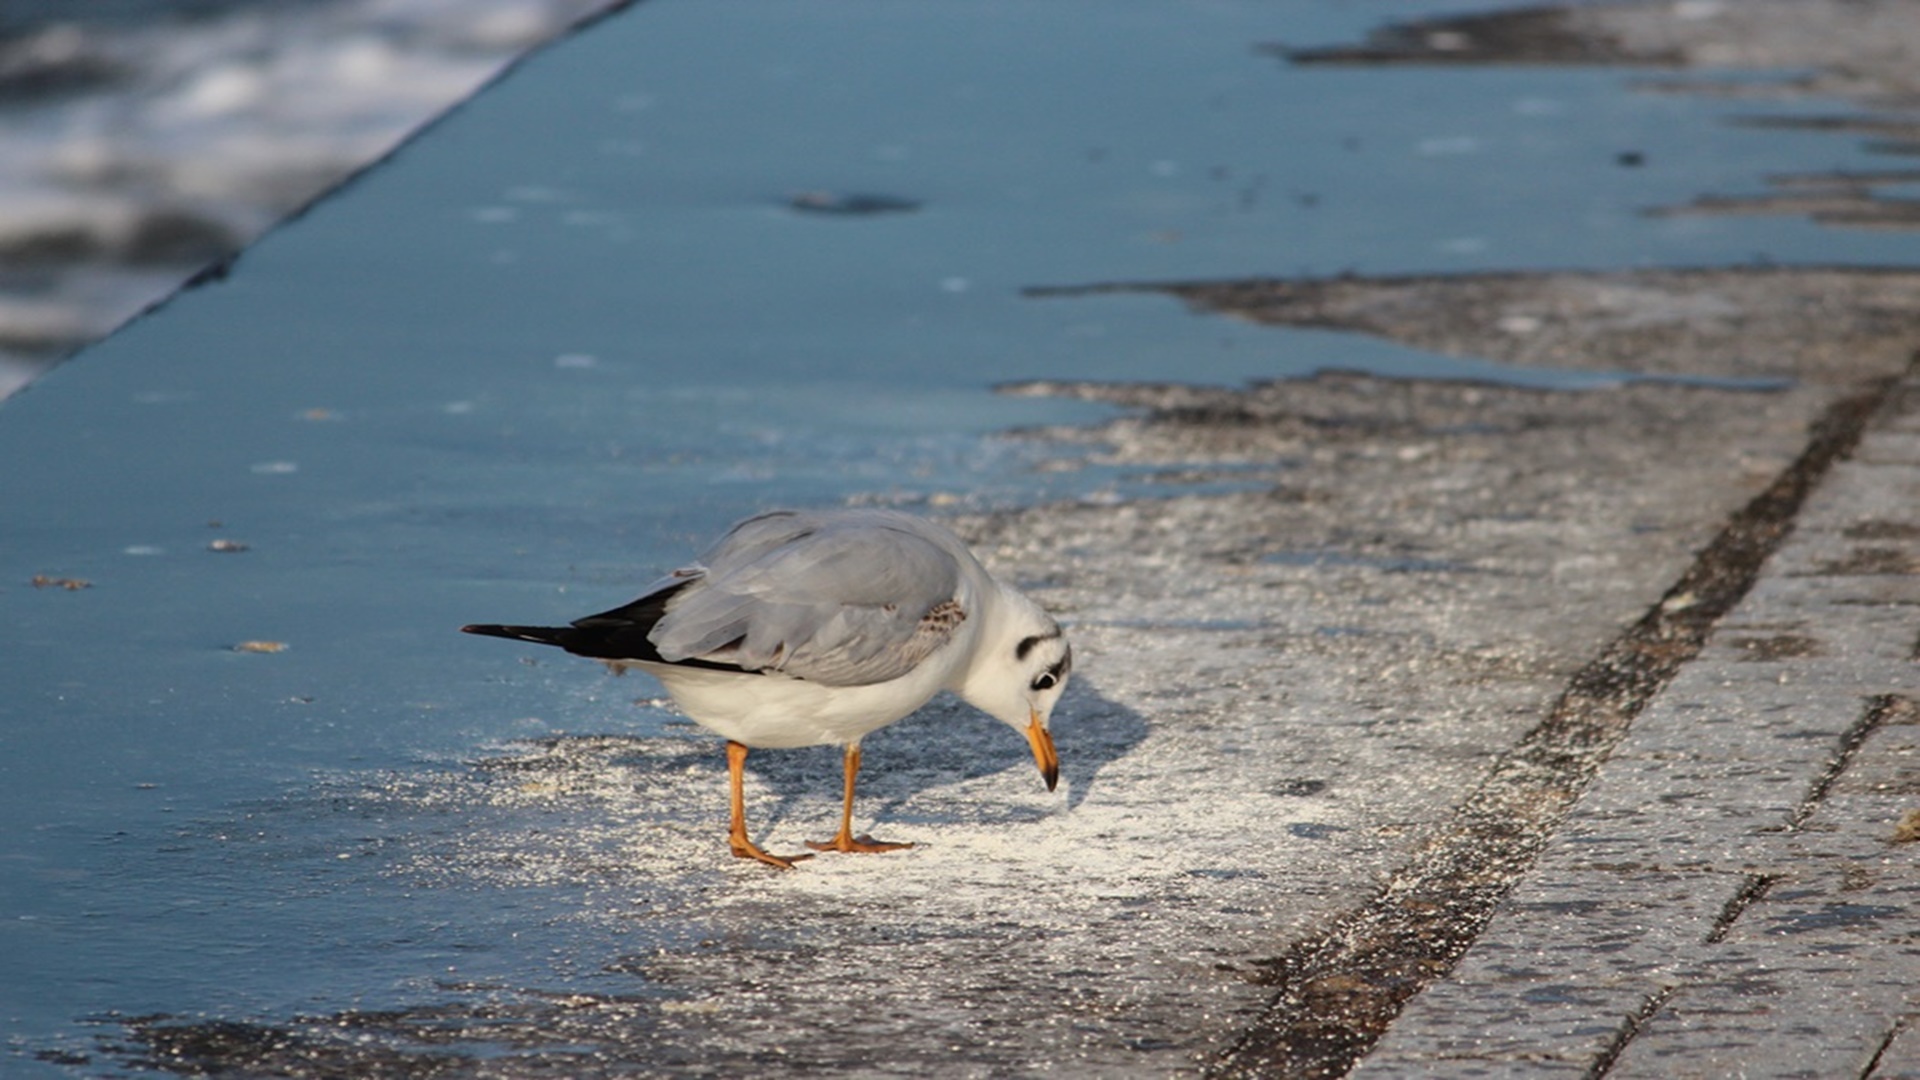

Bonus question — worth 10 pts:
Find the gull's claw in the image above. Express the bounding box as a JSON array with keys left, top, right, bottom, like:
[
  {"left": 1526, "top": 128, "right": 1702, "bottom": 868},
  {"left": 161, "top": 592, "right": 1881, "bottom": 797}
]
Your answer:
[
  {"left": 726, "top": 740, "right": 815, "bottom": 870},
  {"left": 730, "top": 840, "right": 816, "bottom": 870},
  {"left": 803, "top": 745, "right": 917, "bottom": 855},
  {"left": 805, "top": 833, "right": 914, "bottom": 854}
]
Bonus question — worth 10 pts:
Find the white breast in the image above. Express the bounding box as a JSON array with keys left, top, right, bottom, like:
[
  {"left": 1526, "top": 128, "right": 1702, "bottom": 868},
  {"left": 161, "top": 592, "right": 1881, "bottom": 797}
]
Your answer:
[{"left": 637, "top": 631, "right": 967, "bottom": 748}]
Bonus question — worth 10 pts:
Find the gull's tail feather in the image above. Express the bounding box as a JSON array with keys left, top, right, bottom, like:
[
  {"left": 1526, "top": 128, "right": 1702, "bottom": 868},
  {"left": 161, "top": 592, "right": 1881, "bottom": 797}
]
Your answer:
[
  {"left": 461, "top": 623, "right": 573, "bottom": 648},
  {"left": 462, "top": 584, "right": 743, "bottom": 674},
  {"left": 460, "top": 621, "right": 649, "bottom": 660},
  {"left": 462, "top": 618, "right": 660, "bottom": 662},
  {"left": 463, "top": 620, "right": 659, "bottom": 661}
]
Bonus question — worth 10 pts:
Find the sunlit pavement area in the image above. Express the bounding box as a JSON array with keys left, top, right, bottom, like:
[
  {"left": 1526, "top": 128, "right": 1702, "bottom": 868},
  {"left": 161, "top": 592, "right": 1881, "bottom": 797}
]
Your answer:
[
  {"left": 4, "top": 2, "right": 1919, "bottom": 1077},
  {"left": 1345, "top": 377, "right": 1920, "bottom": 1076}
]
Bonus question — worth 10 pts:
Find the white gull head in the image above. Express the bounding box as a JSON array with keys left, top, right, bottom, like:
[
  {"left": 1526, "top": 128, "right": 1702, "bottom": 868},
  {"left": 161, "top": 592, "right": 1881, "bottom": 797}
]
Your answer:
[{"left": 954, "top": 582, "right": 1070, "bottom": 791}]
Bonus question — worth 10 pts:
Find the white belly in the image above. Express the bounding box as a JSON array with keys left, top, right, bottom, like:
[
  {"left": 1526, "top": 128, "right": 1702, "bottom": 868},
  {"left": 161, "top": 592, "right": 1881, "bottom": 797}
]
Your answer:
[{"left": 636, "top": 656, "right": 954, "bottom": 748}]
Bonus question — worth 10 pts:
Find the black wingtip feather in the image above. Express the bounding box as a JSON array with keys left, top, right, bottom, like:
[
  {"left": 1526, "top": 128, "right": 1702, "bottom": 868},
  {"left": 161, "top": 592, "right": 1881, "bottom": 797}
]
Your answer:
[
  {"left": 462, "top": 581, "right": 745, "bottom": 674},
  {"left": 460, "top": 623, "right": 570, "bottom": 648}
]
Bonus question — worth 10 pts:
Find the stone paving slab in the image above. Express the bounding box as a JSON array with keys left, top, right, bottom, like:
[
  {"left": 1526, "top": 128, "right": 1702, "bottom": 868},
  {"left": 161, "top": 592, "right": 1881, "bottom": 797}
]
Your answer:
[{"left": 1352, "top": 373, "right": 1920, "bottom": 1077}]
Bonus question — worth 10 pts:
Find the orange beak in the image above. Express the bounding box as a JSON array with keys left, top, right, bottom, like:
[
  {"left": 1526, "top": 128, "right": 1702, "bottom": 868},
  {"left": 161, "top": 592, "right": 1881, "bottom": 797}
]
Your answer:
[{"left": 1026, "top": 712, "right": 1059, "bottom": 792}]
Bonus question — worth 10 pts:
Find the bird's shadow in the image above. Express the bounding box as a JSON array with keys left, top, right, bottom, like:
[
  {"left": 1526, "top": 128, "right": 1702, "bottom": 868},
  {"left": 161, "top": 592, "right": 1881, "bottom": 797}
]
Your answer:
[{"left": 740, "top": 676, "right": 1144, "bottom": 828}]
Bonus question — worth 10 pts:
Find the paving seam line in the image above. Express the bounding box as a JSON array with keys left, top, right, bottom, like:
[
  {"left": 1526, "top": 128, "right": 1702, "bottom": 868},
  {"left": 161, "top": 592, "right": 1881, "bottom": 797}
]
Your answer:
[
  {"left": 1581, "top": 984, "right": 1681, "bottom": 1080},
  {"left": 1862, "top": 1015, "right": 1915, "bottom": 1079},
  {"left": 1702, "top": 872, "right": 1780, "bottom": 945},
  {"left": 1594, "top": 692, "right": 1920, "bottom": 1071},
  {"left": 1208, "top": 354, "right": 1916, "bottom": 1080},
  {"left": 1787, "top": 692, "right": 1911, "bottom": 832}
]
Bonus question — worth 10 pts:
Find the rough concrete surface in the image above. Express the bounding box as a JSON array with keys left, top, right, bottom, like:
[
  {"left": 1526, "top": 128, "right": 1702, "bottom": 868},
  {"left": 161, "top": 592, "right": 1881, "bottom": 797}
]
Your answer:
[
  {"left": 111, "top": 284, "right": 1918, "bottom": 1078},
  {"left": 1352, "top": 370, "right": 1920, "bottom": 1079},
  {"left": 1031, "top": 268, "right": 1920, "bottom": 388},
  {"left": 1003, "top": 301, "right": 1917, "bottom": 1078},
  {"left": 78, "top": 1, "right": 1920, "bottom": 1077}
]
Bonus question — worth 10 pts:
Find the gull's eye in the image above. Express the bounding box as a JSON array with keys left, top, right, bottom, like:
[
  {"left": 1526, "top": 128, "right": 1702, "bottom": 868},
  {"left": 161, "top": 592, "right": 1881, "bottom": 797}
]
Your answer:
[{"left": 1030, "top": 673, "right": 1057, "bottom": 692}]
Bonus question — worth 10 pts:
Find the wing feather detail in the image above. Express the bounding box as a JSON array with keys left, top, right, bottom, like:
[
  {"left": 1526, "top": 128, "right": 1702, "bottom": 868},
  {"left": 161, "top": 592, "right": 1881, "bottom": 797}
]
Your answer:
[{"left": 642, "top": 511, "right": 970, "bottom": 687}]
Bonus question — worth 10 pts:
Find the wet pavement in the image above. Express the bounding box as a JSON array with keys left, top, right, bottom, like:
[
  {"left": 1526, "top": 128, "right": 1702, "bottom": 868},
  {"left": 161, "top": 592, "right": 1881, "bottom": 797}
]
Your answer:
[{"left": 5, "top": 1, "right": 1920, "bottom": 1078}]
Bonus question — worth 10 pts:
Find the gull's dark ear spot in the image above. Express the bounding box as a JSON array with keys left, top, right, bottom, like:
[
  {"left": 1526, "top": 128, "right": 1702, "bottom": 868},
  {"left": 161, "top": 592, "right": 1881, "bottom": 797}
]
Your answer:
[{"left": 1015, "top": 626, "right": 1062, "bottom": 662}]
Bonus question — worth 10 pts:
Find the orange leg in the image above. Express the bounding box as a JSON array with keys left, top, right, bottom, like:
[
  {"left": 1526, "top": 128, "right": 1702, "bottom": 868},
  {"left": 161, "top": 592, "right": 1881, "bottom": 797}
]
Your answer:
[
  {"left": 726, "top": 741, "right": 812, "bottom": 870},
  {"left": 806, "top": 744, "right": 913, "bottom": 854}
]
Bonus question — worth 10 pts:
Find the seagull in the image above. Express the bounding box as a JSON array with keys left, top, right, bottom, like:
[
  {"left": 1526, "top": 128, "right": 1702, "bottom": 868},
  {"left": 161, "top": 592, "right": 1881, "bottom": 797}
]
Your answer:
[{"left": 462, "top": 508, "right": 1071, "bottom": 869}]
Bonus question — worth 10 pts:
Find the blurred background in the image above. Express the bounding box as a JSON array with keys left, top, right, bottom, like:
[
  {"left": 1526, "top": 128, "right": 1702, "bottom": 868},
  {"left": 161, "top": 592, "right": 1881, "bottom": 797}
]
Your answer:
[{"left": 0, "top": 0, "right": 623, "bottom": 398}]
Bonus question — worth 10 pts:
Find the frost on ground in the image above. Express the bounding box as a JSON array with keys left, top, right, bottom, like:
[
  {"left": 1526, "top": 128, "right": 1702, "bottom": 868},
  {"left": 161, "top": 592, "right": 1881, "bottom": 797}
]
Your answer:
[{"left": 100, "top": 265, "right": 1920, "bottom": 1076}]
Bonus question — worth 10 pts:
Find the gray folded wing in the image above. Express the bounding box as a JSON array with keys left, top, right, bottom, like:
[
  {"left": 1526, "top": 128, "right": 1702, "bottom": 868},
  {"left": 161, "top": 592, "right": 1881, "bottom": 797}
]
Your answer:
[{"left": 649, "top": 511, "right": 968, "bottom": 687}]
